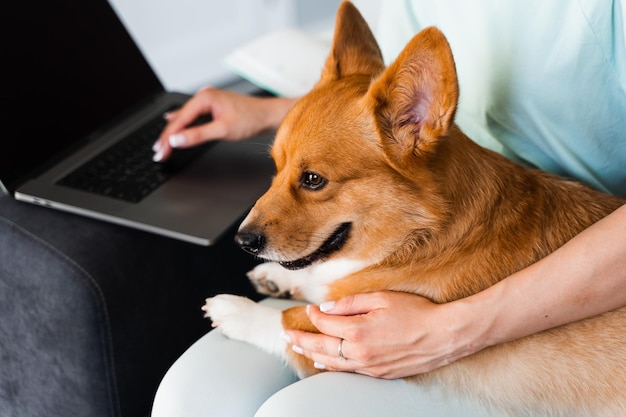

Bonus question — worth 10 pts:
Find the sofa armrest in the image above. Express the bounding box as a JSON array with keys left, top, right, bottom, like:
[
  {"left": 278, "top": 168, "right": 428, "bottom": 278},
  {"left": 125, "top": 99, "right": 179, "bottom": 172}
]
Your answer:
[{"left": 0, "top": 194, "right": 260, "bottom": 417}]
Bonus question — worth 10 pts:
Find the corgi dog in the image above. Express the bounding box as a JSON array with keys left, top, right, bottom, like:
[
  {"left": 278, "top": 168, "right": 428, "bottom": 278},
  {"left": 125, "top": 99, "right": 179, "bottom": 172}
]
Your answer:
[{"left": 203, "top": 1, "right": 626, "bottom": 415}]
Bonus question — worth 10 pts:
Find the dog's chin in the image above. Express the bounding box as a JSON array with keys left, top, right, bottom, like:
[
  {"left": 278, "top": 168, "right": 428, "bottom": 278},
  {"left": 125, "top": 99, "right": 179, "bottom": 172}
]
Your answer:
[{"left": 277, "top": 222, "right": 352, "bottom": 271}]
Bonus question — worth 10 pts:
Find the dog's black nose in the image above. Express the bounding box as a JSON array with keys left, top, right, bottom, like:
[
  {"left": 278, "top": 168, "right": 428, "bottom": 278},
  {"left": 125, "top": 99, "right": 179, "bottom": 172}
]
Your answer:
[{"left": 235, "top": 231, "right": 265, "bottom": 255}]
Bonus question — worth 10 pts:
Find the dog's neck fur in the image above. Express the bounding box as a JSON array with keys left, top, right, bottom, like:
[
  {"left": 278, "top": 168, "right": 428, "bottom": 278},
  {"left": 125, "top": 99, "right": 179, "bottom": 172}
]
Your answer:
[{"left": 368, "top": 121, "right": 624, "bottom": 302}]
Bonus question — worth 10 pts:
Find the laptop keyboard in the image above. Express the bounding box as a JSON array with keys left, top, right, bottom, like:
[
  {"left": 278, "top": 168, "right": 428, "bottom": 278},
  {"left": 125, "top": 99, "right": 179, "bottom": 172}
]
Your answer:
[{"left": 58, "top": 112, "right": 213, "bottom": 203}]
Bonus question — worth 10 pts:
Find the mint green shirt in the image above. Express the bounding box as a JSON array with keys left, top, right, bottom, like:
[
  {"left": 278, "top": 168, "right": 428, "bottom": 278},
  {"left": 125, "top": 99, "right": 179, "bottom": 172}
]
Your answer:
[{"left": 376, "top": 0, "right": 625, "bottom": 197}]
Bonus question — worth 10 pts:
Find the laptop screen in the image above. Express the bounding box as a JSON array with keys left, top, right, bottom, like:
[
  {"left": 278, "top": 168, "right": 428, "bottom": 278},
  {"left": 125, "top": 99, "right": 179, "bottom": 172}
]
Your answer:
[{"left": 1, "top": 0, "right": 164, "bottom": 193}]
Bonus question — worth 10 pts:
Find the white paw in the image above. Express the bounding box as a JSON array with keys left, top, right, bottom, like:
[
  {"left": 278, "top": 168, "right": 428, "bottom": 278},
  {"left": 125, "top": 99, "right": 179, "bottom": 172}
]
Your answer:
[
  {"left": 202, "top": 294, "right": 256, "bottom": 329},
  {"left": 247, "top": 262, "right": 297, "bottom": 298},
  {"left": 202, "top": 294, "right": 286, "bottom": 357},
  {"left": 246, "top": 259, "right": 366, "bottom": 303}
]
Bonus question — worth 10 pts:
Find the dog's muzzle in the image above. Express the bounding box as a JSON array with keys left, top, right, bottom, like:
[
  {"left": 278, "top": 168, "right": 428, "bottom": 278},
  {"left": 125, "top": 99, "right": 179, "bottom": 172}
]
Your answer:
[
  {"left": 235, "top": 222, "right": 352, "bottom": 270},
  {"left": 235, "top": 231, "right": 265, "bottom": 255}
]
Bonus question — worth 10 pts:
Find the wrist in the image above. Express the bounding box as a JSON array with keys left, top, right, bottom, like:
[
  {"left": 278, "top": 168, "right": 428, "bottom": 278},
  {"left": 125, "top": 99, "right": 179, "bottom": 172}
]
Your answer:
[
  {"left": 261, "top": 97, "right": 298, "bottom": 131},
  {"left": 449, "top": 291, "right": 501, "bottom": 357}
]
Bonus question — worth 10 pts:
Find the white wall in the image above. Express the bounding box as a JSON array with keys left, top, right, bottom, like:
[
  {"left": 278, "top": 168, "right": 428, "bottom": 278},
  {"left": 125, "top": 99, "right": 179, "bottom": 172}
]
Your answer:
[{"left": 109, "top": 0, "right": 380, "bottom": 93}]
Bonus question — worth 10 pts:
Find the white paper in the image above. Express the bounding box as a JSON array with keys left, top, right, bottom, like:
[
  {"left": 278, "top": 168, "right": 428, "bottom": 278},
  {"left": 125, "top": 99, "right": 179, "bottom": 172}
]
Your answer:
[{"left": 223, "top": 28, "right": 331, "bottom": 97}]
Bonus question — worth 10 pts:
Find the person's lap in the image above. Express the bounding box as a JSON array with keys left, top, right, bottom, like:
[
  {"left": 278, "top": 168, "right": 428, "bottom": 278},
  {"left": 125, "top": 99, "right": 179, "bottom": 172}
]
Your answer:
[
  {"left": 151, "top": 298, "right": 505, "bottom": 417},
  {"left": 151, "top": 299, "right": 299, "bottom": 417}
]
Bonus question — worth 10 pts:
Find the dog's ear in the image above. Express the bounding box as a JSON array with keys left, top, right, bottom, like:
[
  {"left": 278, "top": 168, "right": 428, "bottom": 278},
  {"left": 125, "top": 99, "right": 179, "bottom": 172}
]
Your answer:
[
  {"left": 318, "top": 1, "right": 385, "bottom": 83},
  {"left": 368, "top": 27, "right": 459, "bottom": 168}
]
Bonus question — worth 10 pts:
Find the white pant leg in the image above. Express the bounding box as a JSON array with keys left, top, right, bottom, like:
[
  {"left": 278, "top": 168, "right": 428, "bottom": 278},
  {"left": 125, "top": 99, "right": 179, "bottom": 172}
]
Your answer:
[
  {"left": 152, "top": 297, "right": 507, "bottom": 417},
  {"left": 151, "top": 298, "right": 301, "bottom": 417},
  {"left": 256, "top": 372, "right": 507, "bottom": 417}
]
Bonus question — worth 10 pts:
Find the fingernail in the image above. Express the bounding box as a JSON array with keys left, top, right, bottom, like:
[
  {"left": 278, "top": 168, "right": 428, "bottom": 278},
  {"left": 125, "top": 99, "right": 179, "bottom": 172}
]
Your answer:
[
  {"left": 314, "top": 362, "right": 326, "bottom": 370},
  {"left": 152, "top": 140, "right": 162, "bottom": 152},
  {"left": 292, "top": 345, "right": 304, "bottom": 355},
  {"left": 163, "top": 111, "right": 174, "bottom": 120},
  {"left": 320, "top": 301, "right": 336, "bottom": 312},
  {"left": 169, "top": 133, "right": 186, "bottom": 148},
  {"left": 152, "top": 148, "right": 164, "bottom": 162},
  {"left": 280, "top": 331, "right": 292, "bottom": 343}
]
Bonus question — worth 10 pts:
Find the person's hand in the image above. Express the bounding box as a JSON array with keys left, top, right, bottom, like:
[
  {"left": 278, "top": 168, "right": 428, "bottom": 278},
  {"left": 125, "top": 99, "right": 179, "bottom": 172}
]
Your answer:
[
  {"left": 152, "top": 87, "right": 296, "bottom": 161},
  {"left": 282, "top": 291, "right": 482, "bottom": 379}
]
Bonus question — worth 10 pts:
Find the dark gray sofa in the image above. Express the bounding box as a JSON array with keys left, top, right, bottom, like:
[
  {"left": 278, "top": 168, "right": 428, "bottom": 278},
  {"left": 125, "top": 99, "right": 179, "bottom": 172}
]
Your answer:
[{"left": 0, "top": 193, "right": 262, "bottom": 417}]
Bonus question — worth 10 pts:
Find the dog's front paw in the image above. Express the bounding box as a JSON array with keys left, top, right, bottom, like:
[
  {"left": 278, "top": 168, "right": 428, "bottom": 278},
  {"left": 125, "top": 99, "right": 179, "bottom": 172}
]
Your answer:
[
  {"left": 201, "top": 294, "right": 285, "bottom": 356},
  {"left": 202, "top": 294, "right": 258, "bottom": 339},
  {"left": 247, "top": 262, "right": 294, "bottom": 298}
]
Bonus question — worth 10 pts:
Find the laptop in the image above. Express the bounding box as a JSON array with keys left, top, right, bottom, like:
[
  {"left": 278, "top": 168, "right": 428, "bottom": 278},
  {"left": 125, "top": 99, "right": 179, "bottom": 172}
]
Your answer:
[{"left": 1, "top": 0, "right": 276, "bottom": 246}]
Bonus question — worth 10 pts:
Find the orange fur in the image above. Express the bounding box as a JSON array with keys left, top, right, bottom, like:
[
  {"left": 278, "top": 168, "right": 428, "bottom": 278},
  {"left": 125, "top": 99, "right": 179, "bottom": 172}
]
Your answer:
[{"left": 237, "top": 2, "right": 626, "bottom": 415}]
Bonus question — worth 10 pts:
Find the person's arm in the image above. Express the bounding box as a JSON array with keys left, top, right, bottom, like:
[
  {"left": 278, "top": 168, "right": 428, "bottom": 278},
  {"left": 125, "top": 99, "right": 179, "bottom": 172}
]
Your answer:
[
  {"left": 283, "top": 204, "right": 626, "bottom": 379},
  {"left": 473, "top": 202, "right": 626, "bottom": 347},
  {"left": 153, "top": 87, "right": 297, "bottom": 161}
]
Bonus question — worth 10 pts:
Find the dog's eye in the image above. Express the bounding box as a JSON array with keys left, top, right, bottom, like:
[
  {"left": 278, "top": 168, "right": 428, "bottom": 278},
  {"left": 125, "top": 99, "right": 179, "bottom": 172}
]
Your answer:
[{"left": 301, "top": 171, "right": 327, "bottom": 190}]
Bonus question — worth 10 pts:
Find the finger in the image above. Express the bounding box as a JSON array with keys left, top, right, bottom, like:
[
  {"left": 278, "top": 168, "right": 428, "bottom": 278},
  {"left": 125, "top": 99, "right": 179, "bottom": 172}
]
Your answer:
[
  {"left": 319, "top": 291, "right": 390, "bottom": 316},
  {"left": 288, "top": 330, "right": 413, "bottom": 378},
  {"left": 153, "top": 109, "right": 217, "bottom": 161},
  {"left": 305, "top": 304, "right": 364, "bottom": 342},
  {"left": 169, "top": 119, "right": 229, "bottom": 149},
  {"left": 163, "top": 109, "right": 180, "bottom": 121},
  {"left": 288, "top": 329, "right": 347, "bottom": 360},
  {"left": 152, "top": 110, "right": 176, "bottom": 160},
  {"left": 158, "top": 89, "right": 217, "bottom": 141},
  {"left": 288, "top": 331, "right": 358, "bottom": 371},
  {"left": 160, "top": 109, "right": 210, "bottom": 143},
  {"left": 152, "top": 137, "right": 173, "bottom": 162}
]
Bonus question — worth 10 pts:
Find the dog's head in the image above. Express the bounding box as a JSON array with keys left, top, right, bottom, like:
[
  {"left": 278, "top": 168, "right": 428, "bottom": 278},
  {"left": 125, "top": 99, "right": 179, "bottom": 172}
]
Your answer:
[{"left": 236, "top": 1, "right": 459, "bottom": 270}]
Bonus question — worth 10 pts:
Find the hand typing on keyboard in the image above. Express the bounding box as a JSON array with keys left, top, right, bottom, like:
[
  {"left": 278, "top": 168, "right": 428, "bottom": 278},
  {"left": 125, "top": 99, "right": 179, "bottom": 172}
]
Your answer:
[
  {"left": 152, "top": 87, "right": 296, "bottom": 162},
  {"left": 59, "top": 111, "right": 212, "bottom": 203}
]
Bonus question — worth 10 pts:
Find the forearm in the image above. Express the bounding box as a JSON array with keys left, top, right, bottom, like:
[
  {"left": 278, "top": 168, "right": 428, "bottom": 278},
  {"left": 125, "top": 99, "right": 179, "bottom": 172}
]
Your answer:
[{"left": 458, "top": 203, "right": 626, "bottom": 352}]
